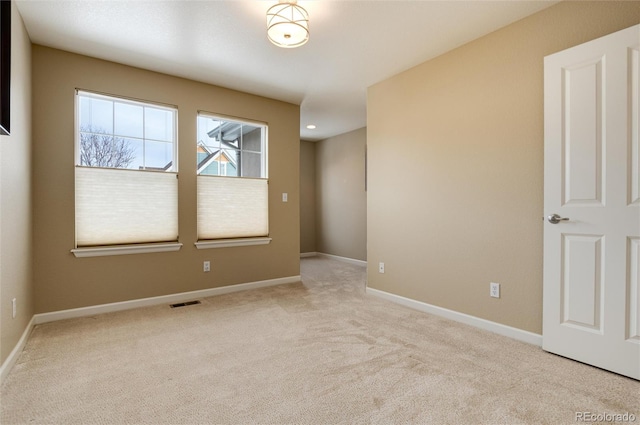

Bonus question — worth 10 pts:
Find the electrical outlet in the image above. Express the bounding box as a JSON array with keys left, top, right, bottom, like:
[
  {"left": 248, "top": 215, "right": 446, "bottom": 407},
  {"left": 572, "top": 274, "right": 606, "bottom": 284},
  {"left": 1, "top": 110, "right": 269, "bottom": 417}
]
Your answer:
[
  {"left": 203, "top": 261, "right": 211, "bottom": 272},
  {"left": 490, "top": 282, "right": 500, "bottom": 298},
  {"left": 282, "top": 193, "right": 288, "bottom": 202},
  {"left": 379, "top": 262, "right": 385, "bottom": 273},
  {"left": 12, "top": 298, "right": 16, "bottom": 319}
]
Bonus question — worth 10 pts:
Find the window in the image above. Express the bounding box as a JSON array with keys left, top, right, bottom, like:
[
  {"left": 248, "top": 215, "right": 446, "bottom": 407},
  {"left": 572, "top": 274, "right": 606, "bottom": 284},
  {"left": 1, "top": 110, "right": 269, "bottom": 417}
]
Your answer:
[
  {"left": 74, "top": 91, "right": 179, "bottom": 250},
  {"left": 196, "top": 113, "right": 269, "bottom": 243}
]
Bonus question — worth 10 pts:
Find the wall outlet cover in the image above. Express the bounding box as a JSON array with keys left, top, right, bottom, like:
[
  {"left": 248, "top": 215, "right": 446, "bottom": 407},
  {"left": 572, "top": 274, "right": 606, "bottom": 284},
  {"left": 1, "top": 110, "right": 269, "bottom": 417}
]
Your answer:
[{"left": 490, "top": 282, "right": 500, "bottom": 298}]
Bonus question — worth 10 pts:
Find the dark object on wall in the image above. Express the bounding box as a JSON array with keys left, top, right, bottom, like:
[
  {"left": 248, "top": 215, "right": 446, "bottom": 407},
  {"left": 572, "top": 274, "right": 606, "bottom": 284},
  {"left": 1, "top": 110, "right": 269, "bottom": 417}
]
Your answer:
[{"left": 0, "top": 0, "right": 10, "bottom": 136}]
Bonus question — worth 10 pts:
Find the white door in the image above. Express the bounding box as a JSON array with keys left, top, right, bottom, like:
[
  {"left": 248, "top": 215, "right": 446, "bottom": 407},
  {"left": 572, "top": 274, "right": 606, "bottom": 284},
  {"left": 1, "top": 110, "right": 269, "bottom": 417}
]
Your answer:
[{"left": 543, "top": 24, "right": 640, "bottom": 380}]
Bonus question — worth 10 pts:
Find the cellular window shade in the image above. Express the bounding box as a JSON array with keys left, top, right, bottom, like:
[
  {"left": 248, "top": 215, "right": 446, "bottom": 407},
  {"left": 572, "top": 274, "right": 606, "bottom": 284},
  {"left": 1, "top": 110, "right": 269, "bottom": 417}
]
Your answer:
[
  {"left": 76, "top": 167, "right": 178, "bottom": 246},
  {"left": 197, "top": 176, "right": 268, "bottom": 240}
]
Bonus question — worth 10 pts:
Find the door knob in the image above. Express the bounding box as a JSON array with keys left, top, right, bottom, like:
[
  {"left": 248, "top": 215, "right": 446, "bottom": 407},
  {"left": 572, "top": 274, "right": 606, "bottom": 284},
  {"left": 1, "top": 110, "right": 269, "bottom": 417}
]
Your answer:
[{"left": 547, "top": 214, "right": 569, "bottom": 224}]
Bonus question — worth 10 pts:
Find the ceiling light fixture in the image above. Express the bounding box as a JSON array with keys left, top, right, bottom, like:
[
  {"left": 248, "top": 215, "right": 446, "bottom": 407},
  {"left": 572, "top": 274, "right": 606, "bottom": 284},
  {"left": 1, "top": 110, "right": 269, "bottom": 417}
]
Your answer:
[
  {"left": 306, "top": 124, "right": 316, "bottom": 130},
  {"left": 266, "top": 0, "right": 309, "bottom": 49}
]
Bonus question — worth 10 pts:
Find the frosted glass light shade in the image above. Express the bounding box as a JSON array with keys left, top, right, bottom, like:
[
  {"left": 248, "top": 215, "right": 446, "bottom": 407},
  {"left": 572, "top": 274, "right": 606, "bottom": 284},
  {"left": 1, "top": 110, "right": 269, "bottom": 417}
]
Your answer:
[{"left": 266, "top": 0, "right": 309, "bottom": 48}]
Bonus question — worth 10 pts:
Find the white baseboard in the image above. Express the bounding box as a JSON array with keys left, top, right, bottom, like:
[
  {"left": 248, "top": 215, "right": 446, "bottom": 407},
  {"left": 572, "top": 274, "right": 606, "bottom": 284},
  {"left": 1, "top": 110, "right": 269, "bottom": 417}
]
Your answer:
[
  {"left": 315, "top": 252, "right": 367, "bottom": 267},
  {"left": 300, "top": 252, "right": 317, "bottom": 258},
  {"left": 366, "top": 287, "right": 542, "bottom": 346},
  {"left": 0, "top": 315, "right": 35, "bottom": 384},
  {"left": 34, "top": 275, "right": 301, "bottom": 325}
]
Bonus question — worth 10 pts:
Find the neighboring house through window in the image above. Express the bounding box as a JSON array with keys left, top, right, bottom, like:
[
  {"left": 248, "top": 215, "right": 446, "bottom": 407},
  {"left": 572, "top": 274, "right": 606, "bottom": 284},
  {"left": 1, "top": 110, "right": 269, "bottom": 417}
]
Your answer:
[{"left": 197, "top": 143, "right": 238, "bottom": 176}]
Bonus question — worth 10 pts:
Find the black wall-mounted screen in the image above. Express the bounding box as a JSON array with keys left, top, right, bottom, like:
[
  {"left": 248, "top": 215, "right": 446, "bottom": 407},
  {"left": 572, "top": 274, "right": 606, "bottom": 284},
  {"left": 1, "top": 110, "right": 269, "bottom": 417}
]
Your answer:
[{"left": 0, "top": 0, "right": 10, "bottom": 136}]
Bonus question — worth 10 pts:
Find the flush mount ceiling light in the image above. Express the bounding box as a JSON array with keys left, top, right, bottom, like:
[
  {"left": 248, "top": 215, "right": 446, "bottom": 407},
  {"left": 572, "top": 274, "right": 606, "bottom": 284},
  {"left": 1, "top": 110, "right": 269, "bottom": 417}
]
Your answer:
[{"left": 267, "top": 0, "right": 309, "bottom": 48}]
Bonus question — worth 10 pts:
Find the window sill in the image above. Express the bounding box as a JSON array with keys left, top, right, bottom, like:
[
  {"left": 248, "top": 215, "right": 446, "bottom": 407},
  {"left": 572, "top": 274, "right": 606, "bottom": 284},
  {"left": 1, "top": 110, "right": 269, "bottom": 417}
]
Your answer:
[
  {"left": 71, "top": 243, "right": 183, "bottom": 258},
  {"left": 195, "top": 237, "right": 272, "bottom": 249}
]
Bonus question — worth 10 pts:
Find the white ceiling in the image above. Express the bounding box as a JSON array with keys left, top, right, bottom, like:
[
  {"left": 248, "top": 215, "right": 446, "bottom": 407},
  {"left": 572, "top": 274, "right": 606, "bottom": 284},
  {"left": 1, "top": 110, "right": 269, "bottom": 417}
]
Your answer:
[{"left": 16, "top": 0, "right": 557, "bottom": 141}]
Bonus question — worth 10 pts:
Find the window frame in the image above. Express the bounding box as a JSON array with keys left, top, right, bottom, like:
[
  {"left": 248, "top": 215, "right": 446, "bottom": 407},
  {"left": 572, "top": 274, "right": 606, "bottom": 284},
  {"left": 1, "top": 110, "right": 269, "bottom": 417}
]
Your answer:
[
  {"left": 195, "top": 112, "right": 271, "bottom": 248},
  {"left": 72, "top": 90, "right": 181, "bottom": 257}
]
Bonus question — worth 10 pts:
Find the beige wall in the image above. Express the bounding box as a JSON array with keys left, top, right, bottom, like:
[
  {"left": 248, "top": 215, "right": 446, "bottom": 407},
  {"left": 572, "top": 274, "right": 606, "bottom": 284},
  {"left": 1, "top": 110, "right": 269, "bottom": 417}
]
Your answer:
[
  {"left": 315, "top": 128, "right": 367, "bottom": 261},
  {"left": 1, "top": 4, "right": 33, "bottom": 365},
  {"left": 300, "top": 140, "right": 316, "bottom": 254},
  {"left": 367, "top": 2, "right": 640, "bottom": 334},
  {"left": 32, "top": 46, "right": 300, "bottom": 314}
]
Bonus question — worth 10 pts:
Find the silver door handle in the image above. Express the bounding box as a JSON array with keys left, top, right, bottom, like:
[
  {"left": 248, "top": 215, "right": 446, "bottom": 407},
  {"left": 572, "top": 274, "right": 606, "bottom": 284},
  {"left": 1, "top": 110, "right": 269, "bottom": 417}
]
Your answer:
[{"left": 547, "top": 214, "right": 569, "bottom": 224}]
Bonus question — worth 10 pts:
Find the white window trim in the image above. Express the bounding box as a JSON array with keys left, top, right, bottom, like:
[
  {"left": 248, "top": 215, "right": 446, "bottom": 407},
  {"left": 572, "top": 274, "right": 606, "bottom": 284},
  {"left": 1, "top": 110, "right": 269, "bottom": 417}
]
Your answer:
[
  {"left": 194, "top": 237, "right": 272, "bottom": 249},
  {"left": 71, "top": 242, "right": 183, "bottom": 258}
]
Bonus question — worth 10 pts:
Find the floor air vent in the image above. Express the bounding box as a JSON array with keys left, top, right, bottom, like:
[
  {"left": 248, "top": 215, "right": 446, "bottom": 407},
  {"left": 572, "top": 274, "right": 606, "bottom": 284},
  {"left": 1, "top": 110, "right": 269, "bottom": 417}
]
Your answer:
[{"left": 170, "top": 300, "right": 201, "bottom": 308}]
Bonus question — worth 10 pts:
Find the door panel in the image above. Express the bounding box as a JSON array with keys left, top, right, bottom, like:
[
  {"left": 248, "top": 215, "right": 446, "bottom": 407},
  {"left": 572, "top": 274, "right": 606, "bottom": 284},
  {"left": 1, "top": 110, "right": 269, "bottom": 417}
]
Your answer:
[
  {"left": 561, "top": 234, "right": 603, "bottom": 332},
  {"left": 543, "top": 24, "right": 640, "bottom": 380},
  {"left": 563, "top": 58, "right": 603, "bottom": 205},
  {"left": 630, "top": 46, "right": 639, "bottom": 206},
  {"left": 629, "top": 237, "right": 640, "bottom": 341}
]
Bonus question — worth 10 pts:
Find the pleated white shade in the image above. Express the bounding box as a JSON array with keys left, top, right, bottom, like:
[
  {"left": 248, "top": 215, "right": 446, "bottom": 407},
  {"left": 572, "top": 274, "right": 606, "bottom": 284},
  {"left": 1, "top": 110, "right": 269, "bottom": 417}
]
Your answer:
[
  {"left": 197, "top": 175, "right": 268, "bottom": 240},
  {"left": 76, "top": 167, "right": 178, "bottom": 246}
]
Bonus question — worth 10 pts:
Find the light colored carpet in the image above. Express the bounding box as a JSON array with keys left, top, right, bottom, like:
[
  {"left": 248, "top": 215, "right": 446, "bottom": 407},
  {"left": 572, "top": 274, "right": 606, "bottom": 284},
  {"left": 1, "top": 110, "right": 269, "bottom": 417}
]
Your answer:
[{"left": 1, "top": 257, "right": 638, "bottom": 424}]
